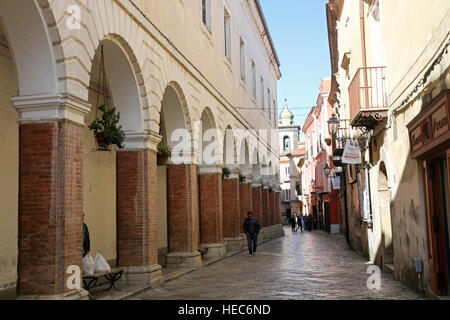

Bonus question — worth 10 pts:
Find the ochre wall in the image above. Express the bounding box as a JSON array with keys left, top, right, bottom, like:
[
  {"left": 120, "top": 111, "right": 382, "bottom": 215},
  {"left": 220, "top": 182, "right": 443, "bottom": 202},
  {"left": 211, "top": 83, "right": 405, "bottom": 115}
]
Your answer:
[
  {"left": 83, "top": 98, "right": 117, "bottom": 264},
  {"left": 0, "top": 48, "right": 18, "bottom": 289}
]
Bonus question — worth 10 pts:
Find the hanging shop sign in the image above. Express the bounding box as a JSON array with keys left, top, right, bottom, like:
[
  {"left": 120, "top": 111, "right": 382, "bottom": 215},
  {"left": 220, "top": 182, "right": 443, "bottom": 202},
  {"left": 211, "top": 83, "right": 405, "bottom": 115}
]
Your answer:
[
  {"left": 407, "top": 90, "right": 450, "bottom": 159},
  {"left": 331, "top": 176, "right": 341, "bottom": 190},
  {"left": 342, "top": 139, "right": 362, "bottom": 164}
]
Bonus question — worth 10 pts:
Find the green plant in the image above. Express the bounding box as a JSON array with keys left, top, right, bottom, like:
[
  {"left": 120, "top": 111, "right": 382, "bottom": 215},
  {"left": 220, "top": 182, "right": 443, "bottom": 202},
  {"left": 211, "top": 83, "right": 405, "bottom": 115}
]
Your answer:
[
  {"left": 222, "top": 167, "right": 231, "bottom": 180},
  {"left": 89, "top": 105, "right": 125, "bottom": 149},
  {"left": 239, "top": 174, "right": 246, "bottom": 184},
  {"left": 157, "top": 146, "right": 172, "bottom": 158},
  {"left": 269, "top": 187, "right": 274, "bottom": 193}
]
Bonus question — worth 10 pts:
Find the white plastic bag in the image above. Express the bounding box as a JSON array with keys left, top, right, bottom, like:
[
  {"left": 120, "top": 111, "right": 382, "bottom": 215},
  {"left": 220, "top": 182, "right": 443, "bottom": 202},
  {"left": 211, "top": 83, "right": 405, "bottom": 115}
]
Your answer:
[
  {"left": 94, "top": 253, "right": 111, "bottom": 273},
  {"left": 82, "top": 254, "right": 95, "bottom": 276}
]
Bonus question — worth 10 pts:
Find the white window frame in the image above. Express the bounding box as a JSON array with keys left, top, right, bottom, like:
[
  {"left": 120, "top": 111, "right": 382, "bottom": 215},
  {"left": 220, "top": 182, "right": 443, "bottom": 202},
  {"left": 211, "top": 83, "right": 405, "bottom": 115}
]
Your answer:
[
  {"left": 252, "top": 61, "right": 256, "bottom": 100},
  {"left": 240, "top": 38, "right": 246, "bottom": 82},
  {"left": 224, "top": 8, "right": 231, "bottom": 62},
  {"left": 202, "top": 0, "right": 212, "bottom": 33}
]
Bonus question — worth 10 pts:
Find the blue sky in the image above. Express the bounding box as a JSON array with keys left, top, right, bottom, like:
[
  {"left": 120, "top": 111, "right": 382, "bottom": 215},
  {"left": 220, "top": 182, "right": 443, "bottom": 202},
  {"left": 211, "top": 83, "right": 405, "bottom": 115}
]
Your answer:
[{"left": 260, "top": 0, "right": 331, "bottom": 130}]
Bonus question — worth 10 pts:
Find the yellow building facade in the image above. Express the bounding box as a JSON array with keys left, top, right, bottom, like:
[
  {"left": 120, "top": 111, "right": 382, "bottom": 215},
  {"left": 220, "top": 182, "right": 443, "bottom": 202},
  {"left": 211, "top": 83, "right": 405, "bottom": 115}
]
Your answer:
[{"left": 327, "top": 0, "right": 450, "bottom": 297}]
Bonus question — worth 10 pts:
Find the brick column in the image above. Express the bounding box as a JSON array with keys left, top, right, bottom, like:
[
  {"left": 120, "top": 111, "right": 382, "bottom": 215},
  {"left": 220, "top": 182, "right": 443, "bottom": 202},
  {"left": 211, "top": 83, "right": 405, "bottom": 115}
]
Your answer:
[
  {"left": 275, "top": 192, "right": 281, "bottom": 225},
  {"left": 222, "top": 170, "right": 241, "bottom": 252},
  {"left": 261, "top": 187, "right": 270, "bottom": 228},
  {"left": 239, "top": 178, "right": 253, "bottom": 249},
  {"left": 198, "top": 165, "right": 226, "bottom": 259},
  {"left": 166, "top": 164, "right": 201, "bottom": 269},
  {"left": 251, "top": 183, "right": 262, "bottom": 226},
  {"left": 269, "top": 190, "right": 275, "bottom": 226},
  {"left": 14, "top": 95, "right": 90, "bottom": 299},
  {"left": 261, "top": 186, "right": 271, "bottom": 242},
  {"left": 240, "top": 182, "right": 253, "bottom": 232},
  {"left": 117, "top": 134, "right": 162, "bottom": 285}
]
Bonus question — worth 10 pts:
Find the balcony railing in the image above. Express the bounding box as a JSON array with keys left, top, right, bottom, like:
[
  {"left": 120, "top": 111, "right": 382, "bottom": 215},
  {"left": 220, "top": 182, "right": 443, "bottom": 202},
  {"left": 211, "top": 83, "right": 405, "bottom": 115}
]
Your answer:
[{"left": 349, "top": 66, "right": 387, "bottom": 128}]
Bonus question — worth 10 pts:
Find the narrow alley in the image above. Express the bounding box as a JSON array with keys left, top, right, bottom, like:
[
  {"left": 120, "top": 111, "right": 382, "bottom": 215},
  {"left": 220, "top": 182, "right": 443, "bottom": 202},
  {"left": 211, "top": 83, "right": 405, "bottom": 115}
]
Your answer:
[{"left": 136, "top": 229, "right": 419, "bottom": 300}]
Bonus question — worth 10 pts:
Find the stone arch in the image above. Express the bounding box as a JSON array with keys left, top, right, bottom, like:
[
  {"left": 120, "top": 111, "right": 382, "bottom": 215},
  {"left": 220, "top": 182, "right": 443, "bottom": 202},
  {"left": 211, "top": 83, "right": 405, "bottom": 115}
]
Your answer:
[
  {"left": 160, "top": 81, "right": 193, "bottom": 163},
  {"left": 0, "top": 0, "right": 69, "bottom": 296},
  {"left": 199, "top": 107, "right": 219, "bottom": 165},
  {"left": 0, "top": 0, "right": 59, "bottom": 97},
  {"left": 223, "top": 125, "right": 237, "bottom": 168},
  {"left": 93, "top": 36, "right": 146, "bottom": 137},
  {"left": 239, "top": 138, "right": 252, "bottom": 177}
]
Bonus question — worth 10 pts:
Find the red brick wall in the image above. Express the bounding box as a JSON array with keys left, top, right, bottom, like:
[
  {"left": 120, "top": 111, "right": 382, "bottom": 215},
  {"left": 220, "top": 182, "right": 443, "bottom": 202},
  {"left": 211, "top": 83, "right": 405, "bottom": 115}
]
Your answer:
[
  {"left": 167, "top": 164, "right": 199, "bottom": 253},
  {"left": 222, "top": 178, "right": 240, "bottom": 238},
  {"left": 199, "top": 173, "right": 223, "bottom": 244},
  {"left": 269, "top": 191, "right": 275, "bottom": 226},
  {"left": 239, "top": 183, "right": 253, "bottom": 234},
  {"left": 261, "top": 189, "right": 269, "bottom": 228},
  {"left": 252, "top": 186, "right": 262, "bottom": 226},
  {"left": 275, "top": 192, "right": 281, "bottom": 224},
  {"left": 117, "top": 149, "right": 158, "bottom": 268},
  {"left": 18, "top": 122, "right": 83, "bottom": 296}
]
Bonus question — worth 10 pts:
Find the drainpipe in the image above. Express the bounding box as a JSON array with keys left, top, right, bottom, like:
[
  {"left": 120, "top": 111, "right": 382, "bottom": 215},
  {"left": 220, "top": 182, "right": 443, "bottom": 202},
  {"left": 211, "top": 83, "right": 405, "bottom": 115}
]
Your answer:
[
  {"left": 360, "top": 0, "right": 370, "bottom": 108},
  {"left": 360, "top": 0, "right": 368, "bottom": 69}
]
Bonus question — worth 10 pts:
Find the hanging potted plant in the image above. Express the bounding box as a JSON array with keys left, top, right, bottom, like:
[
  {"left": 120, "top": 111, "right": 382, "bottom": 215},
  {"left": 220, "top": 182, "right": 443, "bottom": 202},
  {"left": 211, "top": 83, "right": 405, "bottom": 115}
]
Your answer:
[
  {"left": 157, "top": 146, "right": 172, "bottom": 166},
  {"left": 222, "top": 167, "right": 231, "bottom": 180},
  {"left": 89, "top": 104, "right": 125, "bottom": 151},
  {"left": 239, "top": 174, "right": 246, "bottom": 184}
]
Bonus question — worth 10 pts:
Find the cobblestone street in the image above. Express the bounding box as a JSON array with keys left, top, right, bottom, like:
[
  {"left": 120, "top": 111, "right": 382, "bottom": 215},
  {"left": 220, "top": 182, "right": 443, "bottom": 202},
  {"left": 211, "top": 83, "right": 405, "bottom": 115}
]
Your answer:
[{"left": 136, "top": 228, "right": 421, "bottom": 300}]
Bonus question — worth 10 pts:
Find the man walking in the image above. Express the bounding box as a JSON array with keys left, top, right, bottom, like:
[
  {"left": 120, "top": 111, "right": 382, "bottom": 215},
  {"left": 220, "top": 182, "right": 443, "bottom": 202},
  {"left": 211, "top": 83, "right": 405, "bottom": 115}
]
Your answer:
[{"left": 244, "top": 212, "right": 261, "bottom": 256}]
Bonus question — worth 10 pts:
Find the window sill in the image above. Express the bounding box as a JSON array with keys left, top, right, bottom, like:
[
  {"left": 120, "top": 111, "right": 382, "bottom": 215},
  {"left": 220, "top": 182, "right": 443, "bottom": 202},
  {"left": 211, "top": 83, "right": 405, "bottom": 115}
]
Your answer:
[
  {"left": 239, "top": 79, "right": 247, "bottom": 92},
  {"left": 223, "top": 57, "right": 233, "bottom": 73},
  {"left": 200, "top": 24, "right": 214, "bottom": 47}
]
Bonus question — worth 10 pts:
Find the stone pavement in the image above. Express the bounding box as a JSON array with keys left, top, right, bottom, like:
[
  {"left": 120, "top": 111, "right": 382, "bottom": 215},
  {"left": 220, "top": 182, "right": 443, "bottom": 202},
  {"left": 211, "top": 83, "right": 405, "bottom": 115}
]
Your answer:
[{"left": 135, "top": 228, "right": 421, "bottom": 300}]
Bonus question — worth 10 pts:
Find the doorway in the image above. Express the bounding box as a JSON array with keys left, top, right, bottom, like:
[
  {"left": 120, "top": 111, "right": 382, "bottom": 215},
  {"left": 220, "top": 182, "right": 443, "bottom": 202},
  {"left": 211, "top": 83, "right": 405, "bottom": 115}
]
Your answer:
[
  {"left": 324, "top": 202, "right": 331, "bottom": 233},
  {"left": 425, "top": 156, "right": 450, "bottom": 296}
]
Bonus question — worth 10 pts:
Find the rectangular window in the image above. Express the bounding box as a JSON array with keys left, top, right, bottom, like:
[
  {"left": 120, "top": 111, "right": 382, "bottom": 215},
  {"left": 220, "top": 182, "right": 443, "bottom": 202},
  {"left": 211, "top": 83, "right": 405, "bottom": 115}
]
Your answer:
[
  {"left": 268, "top": 89, "right": 271, "bottom": 120},
  {"left": 240, "top": 39, "right": 245, "bottom": 82},
  {"left": 273, "top": 99, "right": 277, "bottom": 127},
  {"left": 202, "top": 0, "right": 211, "bottom": 32},
  {"left": 224, "top": 8, "right": 231, "bottom": 61},
  {"left": 261, "top": 77, "right": 264, "bottom": 110},
  {"left": 252, "top": 61, "right": 256, "bottom": 99}
]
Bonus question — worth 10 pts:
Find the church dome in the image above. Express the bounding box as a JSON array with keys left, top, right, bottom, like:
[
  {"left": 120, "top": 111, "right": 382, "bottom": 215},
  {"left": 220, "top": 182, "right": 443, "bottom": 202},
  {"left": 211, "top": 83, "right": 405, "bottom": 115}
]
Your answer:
[{"left": 279, "top": 99, "right": 294, "bottom": 126}]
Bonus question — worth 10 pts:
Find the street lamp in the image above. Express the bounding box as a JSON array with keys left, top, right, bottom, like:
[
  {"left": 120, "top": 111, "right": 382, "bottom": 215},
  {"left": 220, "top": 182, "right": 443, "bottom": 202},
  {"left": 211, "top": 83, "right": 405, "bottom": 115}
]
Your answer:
[
  {"left": 328, "top": 114, "right": 339, "bottom": 135},
  {"left": 323, "top": 163, "right": 331, "bottom": 177}
]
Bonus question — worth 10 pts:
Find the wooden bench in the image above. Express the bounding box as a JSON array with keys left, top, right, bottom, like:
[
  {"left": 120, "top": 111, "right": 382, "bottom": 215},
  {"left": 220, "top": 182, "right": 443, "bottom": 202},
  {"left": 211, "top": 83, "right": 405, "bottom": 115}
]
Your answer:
[{"left": 83, "top": 268, "right": 124, "bottom": 300}]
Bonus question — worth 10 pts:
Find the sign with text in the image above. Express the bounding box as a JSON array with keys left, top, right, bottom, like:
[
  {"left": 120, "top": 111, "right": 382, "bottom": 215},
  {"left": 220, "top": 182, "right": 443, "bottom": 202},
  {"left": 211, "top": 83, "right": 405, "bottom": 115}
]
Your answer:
[
  {"left": 342, "top": 139, "right": 362, "bottom": 164},
  {"left": 331, "top": 177, "right": 341, "bottom": 190},
  {"left": 407, "top": 90, "right": 450, "bottom": 159}
]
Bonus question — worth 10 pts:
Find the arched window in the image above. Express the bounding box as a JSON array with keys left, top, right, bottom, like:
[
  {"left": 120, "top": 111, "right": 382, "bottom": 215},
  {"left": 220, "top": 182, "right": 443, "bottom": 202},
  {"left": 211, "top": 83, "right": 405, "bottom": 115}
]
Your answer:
[{"left": 283, "top": 136, "right": 290, "bottom": 151}]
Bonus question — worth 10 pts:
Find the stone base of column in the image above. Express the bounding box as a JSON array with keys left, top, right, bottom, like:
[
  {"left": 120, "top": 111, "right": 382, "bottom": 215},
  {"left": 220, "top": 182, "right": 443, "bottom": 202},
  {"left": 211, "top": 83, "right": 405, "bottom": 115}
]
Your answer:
[
  {"left": 276, "top": 224, "right": 284, "bottom": 237},
  {"left": 121, "top": 265, "right": 163, "bottom": 287},
  {"left": 331, "top": 224, "right": 340, "bottom": 234},
  {"left": 240, "top": 233, "right": 248, "bottom": 250},
  {"left": 166, "top": 252, "right": 202, "bottom": 269},
  {"left": 224, "top": 237, "right": 243, "bottom": 252},
  {"left": 17, "top": 289, "right": 90, "bottom": 301},
  {"left": 269, "top": 225, "right": 277, "bottom": 240},
  {"left": 263, "top": 228, "right": 272, "bottom": 243},
  {"left": 257, "top": 233, "right": 264, "bottom": 245},
  {"left": 199, "top": 242, "right": 227, "bottom": 259}
]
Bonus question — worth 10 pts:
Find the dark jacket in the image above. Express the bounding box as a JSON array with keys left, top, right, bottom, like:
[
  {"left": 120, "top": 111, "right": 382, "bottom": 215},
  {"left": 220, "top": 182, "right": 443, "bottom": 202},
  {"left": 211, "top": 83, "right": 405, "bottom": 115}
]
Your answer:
[
  {"left": 82, "top": 223, "right": 90, "bottom": 258},
  {"left": 244, "top": 217, "right": 261, "bottom": 236}
]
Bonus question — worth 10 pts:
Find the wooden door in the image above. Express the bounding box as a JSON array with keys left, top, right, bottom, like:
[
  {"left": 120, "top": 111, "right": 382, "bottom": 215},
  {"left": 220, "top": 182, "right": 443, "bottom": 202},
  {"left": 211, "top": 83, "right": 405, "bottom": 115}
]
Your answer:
[{"left": 425, "top": 158, "right": 449, "bottom": 296}]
